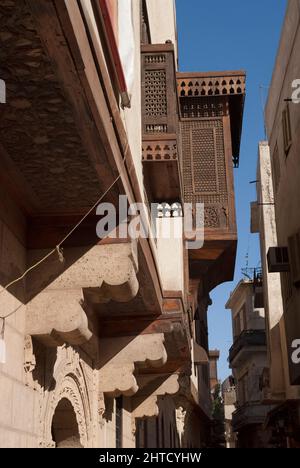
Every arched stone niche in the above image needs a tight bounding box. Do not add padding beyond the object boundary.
[40,347,94,448]
[52,398,83,448]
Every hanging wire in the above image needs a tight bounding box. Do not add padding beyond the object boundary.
[0,119,129,321]
[0,84,136,366]
[1,100,131,299]
[0,170,124,297]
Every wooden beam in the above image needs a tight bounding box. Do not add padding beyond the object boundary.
[98,314,182,338]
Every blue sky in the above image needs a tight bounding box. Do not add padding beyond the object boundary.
[176,0,287,381]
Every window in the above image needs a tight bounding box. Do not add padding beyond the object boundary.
[272,143,281,193]
[282,104,292,155]
[288,232,300,287]
[233,306,247,339]
[115,397,123,449]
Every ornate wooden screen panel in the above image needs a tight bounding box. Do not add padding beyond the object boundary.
[176,71,246,231]
[180,116,230,229]
[141,44,178,136]
[178,75,246,98]
[180,97,227,119]
[141,44,182,203]
[177,72,245,288]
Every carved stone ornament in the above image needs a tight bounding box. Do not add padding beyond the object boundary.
[24,335,36,374]
[98,334,168,397]
[26,242,139,347]
[27,242,139,303]
[175,398,194,446]
[132,374,180,419]
[175,406,187,441]
[40,347,93,448]
[26,289,92,347]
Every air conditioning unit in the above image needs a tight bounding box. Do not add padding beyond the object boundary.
[267,247,290,273]
[288,232,300,286]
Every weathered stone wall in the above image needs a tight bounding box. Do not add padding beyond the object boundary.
[0,192,136,447]
[265,0,300,386]
[0,194,39,447]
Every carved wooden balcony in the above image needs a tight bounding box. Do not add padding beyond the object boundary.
[178,71,246,168]
[141,44,182,204]
[177,71,246,291]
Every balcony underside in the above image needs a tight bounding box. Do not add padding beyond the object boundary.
[188,237,237,292]
[232,404,273,432]
[229,330,267,367]
[142,136,182,203]
[0,0,120,219]
[0,1,181,329]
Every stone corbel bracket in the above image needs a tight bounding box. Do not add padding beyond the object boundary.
[98,334,168,397]
[26,289,93,347]
[81,242,139,304]
[132,374,180,419]
[26,242,139,346]
[27,241,139,304]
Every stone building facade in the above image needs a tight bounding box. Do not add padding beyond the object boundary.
[249,0,300,446]
[226,280,273,448]
[0,0,245,448]
[222,376,237,449]
[209,350,220,393]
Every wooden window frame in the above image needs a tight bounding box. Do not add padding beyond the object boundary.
[272,142,281,194]
[282,103,292,156]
